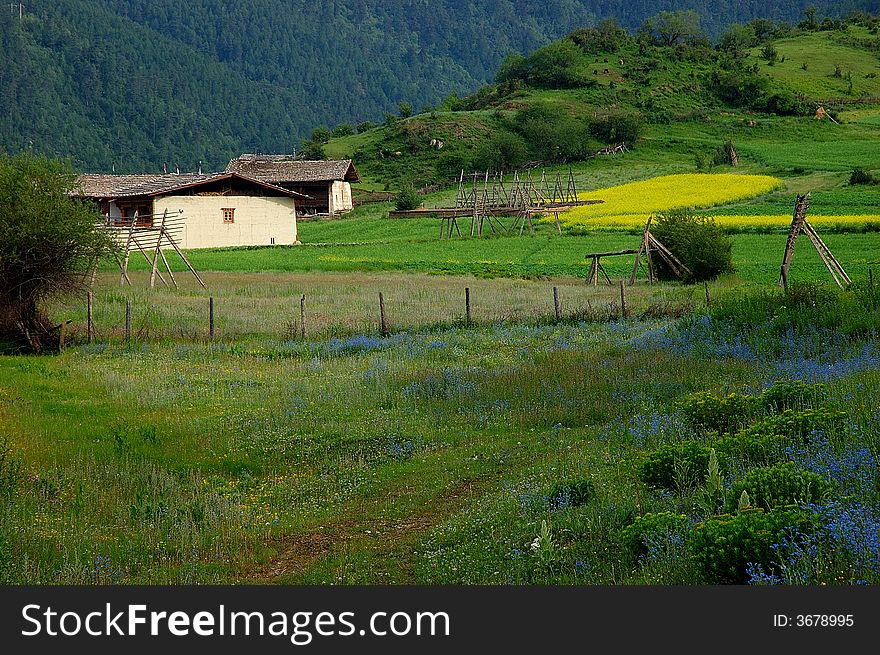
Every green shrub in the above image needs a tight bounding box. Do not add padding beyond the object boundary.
[849,167,877,185]
[690,507,816,583]
[714,432,790,467]
[726,463,832,512]
[651,210,733,283]
[394,186,423,211]
[738,408,847,442]
[682,391,757,434]
[511,103,594,163]
[331,123,354,138]
[588,113,642,146]
[639,441,727,490]
[711,139,737,166]
[620,512,690,558]
[547,478,596,509]
[758,380,828,414]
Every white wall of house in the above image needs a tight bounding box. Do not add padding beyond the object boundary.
[329,181,353,213]
[152,195,298,248]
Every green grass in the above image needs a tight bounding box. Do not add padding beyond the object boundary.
[746,29,880,99]
[742,139,880,171]
[3,282,878,585]
[105,224,880,285]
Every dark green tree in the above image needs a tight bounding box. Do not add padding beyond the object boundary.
[0,153,116,352]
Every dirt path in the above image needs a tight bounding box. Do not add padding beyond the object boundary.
[247,477,486,584]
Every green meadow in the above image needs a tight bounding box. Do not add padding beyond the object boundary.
[3,19,880,588]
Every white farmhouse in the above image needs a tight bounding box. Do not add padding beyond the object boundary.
[76,172,304,249]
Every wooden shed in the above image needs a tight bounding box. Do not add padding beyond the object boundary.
[225,155,361,215]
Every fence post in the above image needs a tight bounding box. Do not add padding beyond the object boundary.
[125,299,132,344]
[87,291,94,344]
[553,286,561,321]
[209,297,215,339]
[379,292,389,337]
[704,281,711,308]
[619,280,627,319]
[465,287,471,327]
[300,294,306,339]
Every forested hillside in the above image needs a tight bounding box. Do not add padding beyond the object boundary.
[1,0,877,171]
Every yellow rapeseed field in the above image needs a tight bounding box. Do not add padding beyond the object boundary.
[555,173,784,228]
[708,214,880,229]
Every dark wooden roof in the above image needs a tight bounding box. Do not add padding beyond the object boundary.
[76,172,307,199]
[225,155,361,183]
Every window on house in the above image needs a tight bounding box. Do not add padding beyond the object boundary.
[222,208,235,223]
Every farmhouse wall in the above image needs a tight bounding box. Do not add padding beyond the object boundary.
[329,181,353,213]
[153,195,298,249]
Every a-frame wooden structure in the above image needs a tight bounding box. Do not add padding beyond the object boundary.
[110,209,207,289]
[779,193,850,289]
[628,216,691,285]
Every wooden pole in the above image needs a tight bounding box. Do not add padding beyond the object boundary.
[780,265,789,293]
[209,297,215,339]
[300,294,306,339]
[125,299,132,344]
[120,211,138,286]
[87,291,94,344]
[704,282,711,307]
[619,280,627,319]
[465,287,471,327]
[379,292,388,337]
[553,286,561,321]
[149,210,168,289]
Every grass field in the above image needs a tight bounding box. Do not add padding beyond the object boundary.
[6,25,880,589]
[107,224,880,286]
[3,281,878,585]
[746,29,880,99]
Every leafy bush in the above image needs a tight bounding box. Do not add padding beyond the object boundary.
[511,104,594,163]
[850,168,877,185]
[711,139,737,166]
[620,512,690,558]
[496,39,588,89]
[682,391,757,434]
[709,68,771,107]
[726,463,832,511]
[299,139,326,160]
[569,19,628,54]
[758,380,828,414]
[310,126,332,144]
[639,441,728,490]
[588,113,642,146]
[651,210,734,283]
[471,129,529,171]
[331,123,354,138]
[394,187,423,211]
[547,478,596,509]
[738,408,847,442]
[690,507,817,583]
[356,121,377,133]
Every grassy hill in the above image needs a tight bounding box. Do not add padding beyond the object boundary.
[323,19,880,194]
